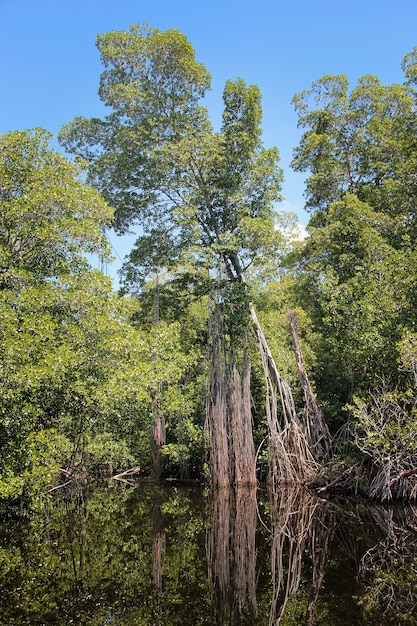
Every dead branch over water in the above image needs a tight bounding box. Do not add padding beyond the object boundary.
[288,310,332,463]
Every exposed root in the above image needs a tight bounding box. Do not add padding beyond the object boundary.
[251,304,318,485]
[207,305,256,486]
[288,310,332,462]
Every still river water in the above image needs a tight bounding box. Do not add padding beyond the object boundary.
[0,480,416,625]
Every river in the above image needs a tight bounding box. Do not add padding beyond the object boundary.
[0,480,416,625]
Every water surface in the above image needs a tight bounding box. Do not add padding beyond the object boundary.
[0,481,416,625]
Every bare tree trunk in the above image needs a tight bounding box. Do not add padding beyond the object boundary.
[207,306,231,487]
[249,303,298,426]
[227,351,257,486]
[152,390,166,483]
[151,274,166,483]
[288,310,332,462]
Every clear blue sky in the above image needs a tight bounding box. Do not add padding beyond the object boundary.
[1,0,417,278]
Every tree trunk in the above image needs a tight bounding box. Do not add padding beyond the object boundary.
[207,304,257,486]
[288,310,332,462]
[207,306,231,487]
[227,352,257,486]
[151,275,166,483]
[223,253,318,484]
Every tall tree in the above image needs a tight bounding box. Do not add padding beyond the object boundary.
[59,24,313,485]
[291,51,417,420]
[0,128,113,282]
[291,70,417,224]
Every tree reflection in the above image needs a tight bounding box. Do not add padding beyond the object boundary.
[359,504,417,625]
[152,501,165,625]
[207,487,257,624]
[268,487,336,625]
[2,481,417,625]
[0,483,210,625]
[62,479,88,586]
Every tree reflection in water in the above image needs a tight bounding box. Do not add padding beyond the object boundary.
[152,501,165,626]
[1,482,417,624]
[358,504,417,625]
[268,487,336,626]
[207,487,257,624]
[206,486,342,625]
[62,479,89,587]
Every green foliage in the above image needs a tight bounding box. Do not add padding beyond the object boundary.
[59,23,285,307]
[291,51,417,422]
[0,128,113,280]
[0,128,198,498]
[302,195,409,384]
[84,432,136,472]
[0,265,148,497]
[349,333,417,500]
[292,71,417,221]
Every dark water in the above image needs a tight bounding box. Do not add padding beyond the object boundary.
[0,481,416,625]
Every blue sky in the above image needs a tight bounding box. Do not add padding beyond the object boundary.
[1,0,417,280]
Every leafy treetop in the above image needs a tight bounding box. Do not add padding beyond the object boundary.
[59,24,285,294]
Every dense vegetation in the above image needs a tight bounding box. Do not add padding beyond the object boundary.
[1,25,417,501]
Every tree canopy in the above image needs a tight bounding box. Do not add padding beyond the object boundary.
[291,53,417,403]
[59,23,285,297]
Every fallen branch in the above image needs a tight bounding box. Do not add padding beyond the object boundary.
[47,467,83,493]
[389,466,417,485]
[58,468,73,478]
[113,466,142,481]
[47,477,75,493]
[317,464,360,494]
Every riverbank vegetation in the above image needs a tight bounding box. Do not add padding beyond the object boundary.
[1,25,417,502]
